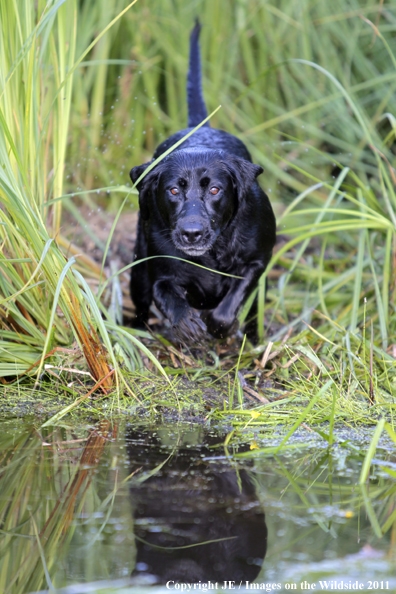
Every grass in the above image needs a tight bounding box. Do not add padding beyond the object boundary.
[1,0,396,455]
[0,0,145,392]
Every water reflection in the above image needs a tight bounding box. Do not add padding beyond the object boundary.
[0,418,395,593]
[0,419,116,594]
[127,427,267,584]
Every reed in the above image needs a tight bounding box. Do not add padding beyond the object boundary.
[0,0,142,389]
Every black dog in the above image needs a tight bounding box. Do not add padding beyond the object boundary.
[130,22,276,342]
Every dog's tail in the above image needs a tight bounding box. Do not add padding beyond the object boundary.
[187,20,209,128]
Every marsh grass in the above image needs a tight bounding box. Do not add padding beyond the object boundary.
[0,0,147,391]
[1,0,396,460]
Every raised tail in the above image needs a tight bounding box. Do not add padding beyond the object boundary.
[187,20,209,128]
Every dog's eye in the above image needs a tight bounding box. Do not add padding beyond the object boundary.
[210,187,219,195]
[170,188,179,195]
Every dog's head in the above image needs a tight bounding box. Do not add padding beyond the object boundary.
[130,149,263,257]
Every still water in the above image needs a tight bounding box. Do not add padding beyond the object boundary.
[0,418,395,594]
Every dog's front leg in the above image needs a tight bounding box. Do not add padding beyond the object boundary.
[153,279,207,343]
[131,217,152,329]
[204,263,265,339]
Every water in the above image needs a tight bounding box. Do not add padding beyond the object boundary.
[0,418,395,594]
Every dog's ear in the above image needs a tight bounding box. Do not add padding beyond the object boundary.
[222,156,263,200]
[130,162,152,188]
[130,161,161,221]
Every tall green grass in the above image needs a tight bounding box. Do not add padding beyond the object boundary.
[2,0,396,422]
[0,0,145,387]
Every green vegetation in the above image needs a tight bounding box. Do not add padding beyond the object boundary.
[0,0,164,397]
[1,0,396,454]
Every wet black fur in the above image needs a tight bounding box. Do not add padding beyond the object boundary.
[130,22,276,342]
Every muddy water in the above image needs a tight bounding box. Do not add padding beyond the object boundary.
[0,418,395,594]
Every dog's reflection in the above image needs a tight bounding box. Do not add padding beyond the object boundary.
[127,428,267,584]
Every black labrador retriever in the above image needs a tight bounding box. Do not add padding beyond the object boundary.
[130,22,276,342]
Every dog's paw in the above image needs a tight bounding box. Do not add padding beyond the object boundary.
[203,310,239,339]
[172,310,207,344]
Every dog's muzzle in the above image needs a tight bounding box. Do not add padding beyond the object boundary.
[180,219,204,245]
[173,215,214,256]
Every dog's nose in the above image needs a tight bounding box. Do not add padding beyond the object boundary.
[181,222,204,244]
